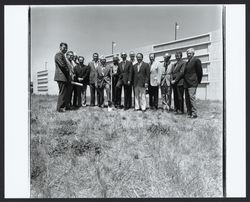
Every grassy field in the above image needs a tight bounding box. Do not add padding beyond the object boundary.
[30,94,223,198]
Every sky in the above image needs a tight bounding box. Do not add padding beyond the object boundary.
[31,5,222,80]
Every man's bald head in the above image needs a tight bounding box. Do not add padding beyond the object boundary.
[121,52,127,61]
[163,52,171,62]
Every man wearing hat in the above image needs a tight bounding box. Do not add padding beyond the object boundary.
[172,48,203,118]
[116,52,133,110]
[95,56,112,108]
[110,55,120,107]
[88,53,100,106]
[160,52,174,111]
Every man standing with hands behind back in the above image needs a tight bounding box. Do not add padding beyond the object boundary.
[54,42,70,112]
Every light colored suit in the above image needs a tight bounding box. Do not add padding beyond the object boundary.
[96,64,112,107]
[160,62,174,110]
[149,61,161,86]
[160,62,174,87]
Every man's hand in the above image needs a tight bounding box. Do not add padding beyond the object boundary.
[171,80,175,85]
[127,81,131,85]
[78,78,83,82]
[145,83,148,88]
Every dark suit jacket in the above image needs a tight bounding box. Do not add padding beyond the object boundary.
[73,64,89,84]
[88,61,100,84]
[96,64,111,88]
[172,59,186,86]
[175,57,203,88]
[117,60,133,85]
[54,52,69,82]
[132,61,150,88]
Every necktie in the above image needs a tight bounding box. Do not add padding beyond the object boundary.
[122,61,125,71]
[137,63,141,72]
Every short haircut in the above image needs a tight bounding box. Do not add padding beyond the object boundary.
[129,51,135,56]
[187,48,195,54]
[60,42,68,47]
[78,56,84,60]
[66,51,73,55]
[175,51,183,57]
[136,53,143,58]
[93,52,99,57]
[149,53,155,57]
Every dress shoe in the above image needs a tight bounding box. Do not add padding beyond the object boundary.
[191,114,198,119]
[57,108,66,112]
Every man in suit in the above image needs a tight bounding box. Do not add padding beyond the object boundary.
[148,53,161,110]
[110,55,120,107]
[160,53,174,112]
[95,56,112,108]
[73,56,89,107]
[54,42,70,112]
[172,51,186,114]
[129,51,136,107]
[65,50,75,109]
[88,53,100,106]
[132,53,150,112]
[172,48,203,118]
[115,52,133,110]
[73,52,79,66]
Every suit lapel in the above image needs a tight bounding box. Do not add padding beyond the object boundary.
[139,62,144,73]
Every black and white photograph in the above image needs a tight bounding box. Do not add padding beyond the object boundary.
[29,5,224,198]
[3,4,246,199]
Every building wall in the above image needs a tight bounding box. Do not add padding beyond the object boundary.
[34,30,223,100]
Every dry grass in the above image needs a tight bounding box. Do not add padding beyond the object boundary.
[30,94,223,198]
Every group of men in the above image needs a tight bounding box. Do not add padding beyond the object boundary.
[54,42,203,118]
